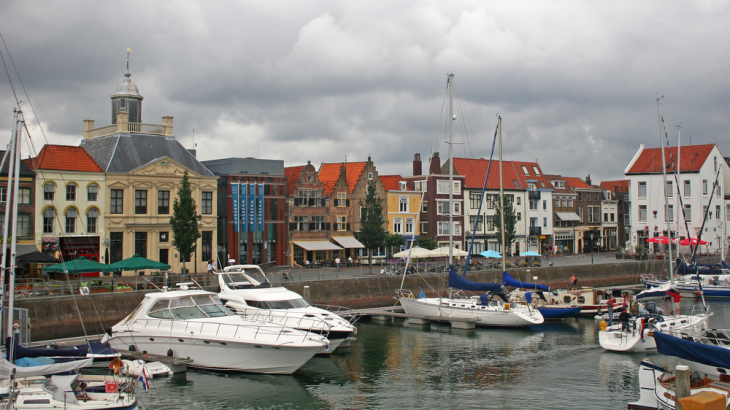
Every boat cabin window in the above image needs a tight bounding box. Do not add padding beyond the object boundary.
[23,399,51,404]
[247,298,310,309]
[577,296,585,304]
[563,296,571,304]
[148,294,234,319]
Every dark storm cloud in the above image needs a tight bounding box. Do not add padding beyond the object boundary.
[1,0,729,183]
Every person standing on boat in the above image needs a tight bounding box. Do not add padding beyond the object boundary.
[607,296,616,326]
[666,288,682,316]
[569,274,577,289]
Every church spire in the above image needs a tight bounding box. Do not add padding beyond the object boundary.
[111,48,143,125]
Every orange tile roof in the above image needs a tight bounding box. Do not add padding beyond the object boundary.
[284,165,305,197]
[451,158,524,190]
[626,144,715,174]
[380,175,405,191]
[26,145,103,172]
[563,176,594,190]
[599,180,629,192]
[318,162,367,196]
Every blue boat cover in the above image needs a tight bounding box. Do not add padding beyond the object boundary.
[503,272,549,291]
[15,357,55,367]
[74,342,117,357]
[654,331,730,369]
[449,266,502,292]
[8,338,87,360]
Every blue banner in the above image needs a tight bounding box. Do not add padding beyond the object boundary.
[240,183,247,233]
[231,183,239,232]
[249,184,256,232]
[257,184,264,232]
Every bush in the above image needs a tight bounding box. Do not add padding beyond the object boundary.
[634,245,644,253]
[614,245,623,253]
[519,261,529,267]
[533,262,541,267]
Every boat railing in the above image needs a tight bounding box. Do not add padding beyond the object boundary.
[132,319,318,343]
[236,309,336,335]
[311,304,363,325]
[640,274,662,283]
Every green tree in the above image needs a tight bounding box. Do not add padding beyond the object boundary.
[494,194,517,256]
[170,170,201,274]
[359,181,387,273]
[386,233,405,257]
[415,236,437,250]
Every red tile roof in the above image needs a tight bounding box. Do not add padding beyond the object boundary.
[26,145,103,172]
[626,144,715,174]
[451,158,526,190]
[380,175,405,191]
[599,180,629,193]
[543,174,575,194]
[284,165,305,197]
[563,176,594,190]
[318,162,366,196]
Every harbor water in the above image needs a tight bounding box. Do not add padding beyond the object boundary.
[138,299,730,410]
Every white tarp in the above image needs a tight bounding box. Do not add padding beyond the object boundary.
[331,237,365,249]
[292,241,342,251]
[556,212,581,221]
[393,246,432,258]
[0,355,92,380]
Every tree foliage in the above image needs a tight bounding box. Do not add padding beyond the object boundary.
[358,181,387,273]
[494,194,517,255]
[415,236,437,250]
[170,170,201,272]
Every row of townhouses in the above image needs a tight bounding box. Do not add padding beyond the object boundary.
[1,66,729,274]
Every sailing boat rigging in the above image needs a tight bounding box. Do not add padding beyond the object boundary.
[397,74,543,327]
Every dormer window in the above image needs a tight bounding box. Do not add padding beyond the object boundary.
[533,166,540,176]
[513,180,520,188]
[522,166,529,175]
[399,181,406,190]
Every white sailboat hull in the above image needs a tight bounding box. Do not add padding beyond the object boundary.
[599,314,709,353]
[399,297,544,327]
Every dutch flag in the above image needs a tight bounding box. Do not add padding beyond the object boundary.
[138,369,149,392]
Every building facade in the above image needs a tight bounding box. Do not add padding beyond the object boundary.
[1,150,36,254]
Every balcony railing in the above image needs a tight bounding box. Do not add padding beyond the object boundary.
[84,122,170,139]
[528,191,541,200]
[529,226,542,236]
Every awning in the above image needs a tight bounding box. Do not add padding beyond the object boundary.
[331,236,365,249]
[292,241,343,251]
[556,212,581,221]
[0,244,38,257]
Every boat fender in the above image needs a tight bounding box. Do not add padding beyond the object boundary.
[408,294,414,299]
[167,348,174,357]
[600,321,606,331]
[504,303,510,310]
[129,345,136,352]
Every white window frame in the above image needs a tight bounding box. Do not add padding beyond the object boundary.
[437,221,450,236]
[638,181,647,199]
[393,217,403,234]
[639,205,647,222]
[405,217,415,234]
[399,196,409,213]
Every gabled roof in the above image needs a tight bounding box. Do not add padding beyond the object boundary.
[284,166,306,197]
[544,174,575,194]
[599,180,629,193]
[0,150,33,176]
[450,158,524,190]
[380,175,405,191]
[626,144,716,174]
[318,162,366,196]
[80,134,213,176]
[563,176,595,190]
[25,145,103,172]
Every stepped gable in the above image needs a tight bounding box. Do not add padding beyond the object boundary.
[284,165,306,197]
[626,144,715,174]
[599,180,629,192]
[450,158,523,190]
[380,175,405,191]
[25,145,103,172]
[80,134,213,176]
[318,162,366,196]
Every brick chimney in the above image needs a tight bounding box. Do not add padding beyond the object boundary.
[429,152,441,175]
[413,153,422,176]
[585,174,592,186]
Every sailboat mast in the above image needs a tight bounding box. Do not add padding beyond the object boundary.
[657,99,674,284]
[447,74,454,266]
[5,112,23,340]
[676,126,681,249]
[498,116,506,270]
[0,110,19,341]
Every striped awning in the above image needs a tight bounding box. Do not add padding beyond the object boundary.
[331,236,365,249]
[556,212,581,221]
[292,241,342,251]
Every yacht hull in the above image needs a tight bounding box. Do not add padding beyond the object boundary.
[399,297,543,327]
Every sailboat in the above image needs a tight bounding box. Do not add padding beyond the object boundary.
[397,74,544,327]
[599,99,710,353]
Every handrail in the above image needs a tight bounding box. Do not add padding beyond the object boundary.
[133,318,316,343]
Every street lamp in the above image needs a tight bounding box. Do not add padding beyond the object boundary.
[589,233,594,264]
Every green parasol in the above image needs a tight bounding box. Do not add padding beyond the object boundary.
[108,254,171,272]
[43,256,116,274]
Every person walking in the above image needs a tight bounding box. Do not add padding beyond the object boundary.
[335,257,341,272]
[207,260,216,275]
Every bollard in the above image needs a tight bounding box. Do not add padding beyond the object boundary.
[303,286,311,303]
[675,365,690,410]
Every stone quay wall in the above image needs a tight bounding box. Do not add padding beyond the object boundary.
[18,261,664,341]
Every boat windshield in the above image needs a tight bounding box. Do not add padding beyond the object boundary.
[247,298,310,309]
[223,273,253,286]
[148,294,234,319]
[223,267,268,285]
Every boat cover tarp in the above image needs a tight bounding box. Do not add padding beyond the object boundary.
[15,356,55,367]
[676,259,728,275]
[75,342,117,357]
[9,338,87,360]
[524,292,548,303]
[449,266,501,292]
[503,272,550,291]
[537,306,583,319]
[654,331,730,369]
[0,354,92,380]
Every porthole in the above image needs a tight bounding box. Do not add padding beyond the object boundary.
[178,339,184,343]
[204,340,211,344]
[149,338,154,341]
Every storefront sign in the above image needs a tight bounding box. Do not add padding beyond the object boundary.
[231,183,239,232]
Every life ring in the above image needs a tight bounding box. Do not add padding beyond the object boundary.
[408,294,415,299]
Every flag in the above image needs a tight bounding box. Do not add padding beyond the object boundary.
[127,48,132,52]
[138,369,149,392]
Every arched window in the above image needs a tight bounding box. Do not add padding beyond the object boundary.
[66,183,77,201]
[87,208,99,233]
[44,183,56,201]
[87,183,99,201]
[65,208,77,233]
[43,207,56,233]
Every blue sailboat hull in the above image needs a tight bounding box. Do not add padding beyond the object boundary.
[536,306,582,319]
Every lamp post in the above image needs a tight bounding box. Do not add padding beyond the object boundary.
[589,233,594,264]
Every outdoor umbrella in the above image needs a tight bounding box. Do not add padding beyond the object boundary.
[521,251,542,257]
[43,257,115,274]
[108,254,171,272]
[646,236,675,244]
[678,238,708,246]
[480,250,502,258]
[428,247,469,257]
[15,251,61,265]
[393,246,432,259]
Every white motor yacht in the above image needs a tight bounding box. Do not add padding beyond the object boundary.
[216,265,356,353]
[102,285,329,374]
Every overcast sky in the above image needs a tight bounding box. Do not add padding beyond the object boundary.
[1,1,729,184]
